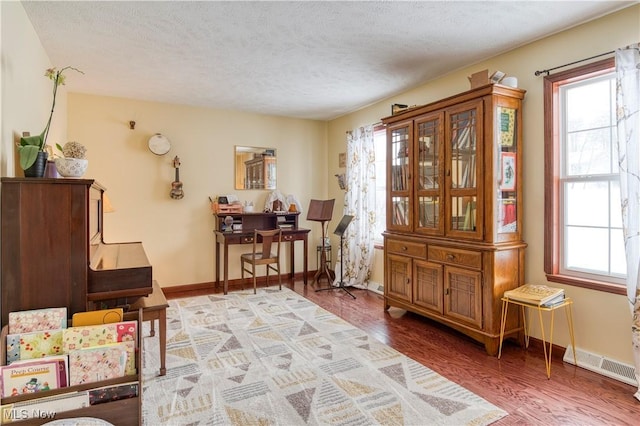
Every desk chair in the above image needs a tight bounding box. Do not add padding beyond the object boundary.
[241,229,282,294]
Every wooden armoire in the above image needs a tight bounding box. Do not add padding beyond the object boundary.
[382,83,526,355]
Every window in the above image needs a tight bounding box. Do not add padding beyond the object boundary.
[544,58,626,294]
[373,126,387,243]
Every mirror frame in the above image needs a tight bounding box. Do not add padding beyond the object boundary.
[235,146,277,190]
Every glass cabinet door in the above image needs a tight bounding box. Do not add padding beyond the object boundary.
[446,102,481,238]
[415,113,443,234]
[497,106,518,234]
[388,122,412,230]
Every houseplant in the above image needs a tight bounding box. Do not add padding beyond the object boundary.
[18,66,83,177]
[55,141,88,177]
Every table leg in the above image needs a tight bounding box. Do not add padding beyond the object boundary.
[537,308,552,379]
[290,239,295,280]
[159,309,167,376]
[303,235,308,285]
[565,302,577,365]
[498,299,508,359]
[223,242,229,295]
[215,241,220,290]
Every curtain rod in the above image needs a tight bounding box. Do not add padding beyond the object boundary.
[345,122,383,134]
[534,50,615,76]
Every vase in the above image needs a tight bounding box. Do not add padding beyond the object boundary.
[45,160,60,178]
[55,158,88,178]
[24,151,48,178]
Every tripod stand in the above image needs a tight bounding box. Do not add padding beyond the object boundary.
[307,199,336,285]
[312,220,335,284]
[316,215,355,299]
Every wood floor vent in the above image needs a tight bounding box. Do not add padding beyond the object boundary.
[564,346,638,386]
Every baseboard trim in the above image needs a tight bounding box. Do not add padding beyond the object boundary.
[160,271,317,297]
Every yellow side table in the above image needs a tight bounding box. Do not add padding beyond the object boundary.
[498,296,576,379]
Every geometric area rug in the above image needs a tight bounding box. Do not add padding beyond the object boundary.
[141,287,508,425]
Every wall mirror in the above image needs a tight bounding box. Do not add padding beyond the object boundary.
[235,146,277,190]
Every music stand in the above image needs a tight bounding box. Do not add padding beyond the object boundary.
[307,199,335,284]
[316,214,355,299]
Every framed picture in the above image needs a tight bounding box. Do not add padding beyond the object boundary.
[338,152,346,168]
[498,107,515,147]
[500,152,516,191]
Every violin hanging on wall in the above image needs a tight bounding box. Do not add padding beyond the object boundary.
[170,156,184,200]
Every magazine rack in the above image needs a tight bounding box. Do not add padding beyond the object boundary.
[307,199,335,285]
[0,310,142,425]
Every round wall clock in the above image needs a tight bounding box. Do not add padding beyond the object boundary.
[148,133,171,155]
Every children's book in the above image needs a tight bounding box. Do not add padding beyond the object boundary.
[0,390,89,423]
[88,381,138,405]
[6,329,64,363]
[0,357,67,398]
[62,320,137,353]
[8,307,67,334]
[67,343,128,386]
[71,308,124,326]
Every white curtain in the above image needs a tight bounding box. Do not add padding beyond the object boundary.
[615,43,640,401]
[334,125,376,289]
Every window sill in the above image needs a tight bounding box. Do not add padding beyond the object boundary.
[546,273,626,296]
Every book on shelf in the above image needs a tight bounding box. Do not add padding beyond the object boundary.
[503,284,565,306]
[6,329,64,363]
[68,343,129,386]
[72,308,123,327]
[1,390,90,423]
[62,320,138,352]
[0,357,68,397]
[88,381,139,405]
[8,307,67,335]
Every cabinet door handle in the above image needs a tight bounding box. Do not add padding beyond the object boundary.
[445,288,450,295]
[446,254,456,261]
[402,246,408,251]
[406,278,410,285]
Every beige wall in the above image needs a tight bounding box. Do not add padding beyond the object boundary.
[3,1,639,366]
[67,94,328,287]
[1,2,68,177]
[328,5,640,365]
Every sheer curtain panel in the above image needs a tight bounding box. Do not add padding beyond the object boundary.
[335,125,376,289]
[615,42,640,401]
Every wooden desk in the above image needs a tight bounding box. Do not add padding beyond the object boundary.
[129,280,169,376]
[215,228,309,294]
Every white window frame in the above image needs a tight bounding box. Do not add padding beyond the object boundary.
[544,57,626,295]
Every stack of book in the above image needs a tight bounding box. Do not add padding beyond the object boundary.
[503,284,565,307]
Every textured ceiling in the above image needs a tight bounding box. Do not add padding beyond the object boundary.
[22,1,635,120]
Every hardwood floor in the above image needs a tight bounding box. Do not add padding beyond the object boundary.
[166,279,639,425]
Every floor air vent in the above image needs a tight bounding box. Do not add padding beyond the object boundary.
[564,346,638,386]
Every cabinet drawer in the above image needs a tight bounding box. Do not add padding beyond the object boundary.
[428,246,481,269]
[387,239,427,258]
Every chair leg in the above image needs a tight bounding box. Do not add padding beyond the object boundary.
[241,259,245,291]
[277,261,282,290]
[266,264,270,290]
[253,263,257,294]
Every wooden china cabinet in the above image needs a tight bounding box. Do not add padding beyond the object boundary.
[382,83,526,355]
[244,155,276,189]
